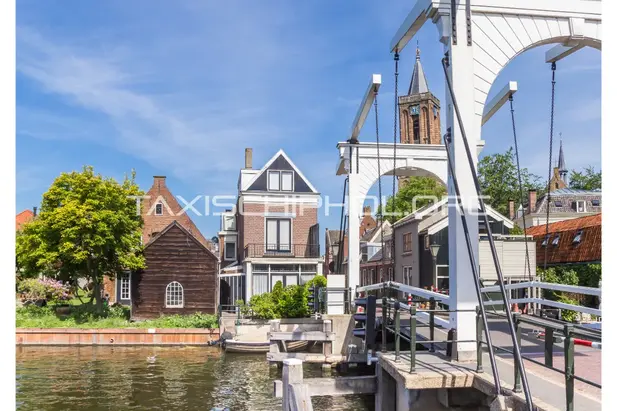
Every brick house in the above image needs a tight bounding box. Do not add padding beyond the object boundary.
[218,148,323,306]
[359,222,393,286]
[526,213,601,266]
[324,206,376,275]
[104,176,218,316]
[513,188,601,228]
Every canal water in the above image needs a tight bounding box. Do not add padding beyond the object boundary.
[16,346,373,411]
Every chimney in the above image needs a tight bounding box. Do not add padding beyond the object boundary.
[153,176,166,189]
[508,200,515,220]
[363,205,372,216]
[33,206,38,217]
[528,190,537,213]
[245,148,253,169]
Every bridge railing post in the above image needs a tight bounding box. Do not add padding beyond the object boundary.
[513,312,522,393]
[282,358,303,411]
[544,327,554,367]
[410,305,417,373]
[476,306,483,373]
[429,297,436,353]
[394,302,400,361]
[381,296,387,353]
[564,324,575,411]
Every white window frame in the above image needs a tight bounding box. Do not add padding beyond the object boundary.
[576,200,586,213]
[224,240,237,261]
[403,266,412,285]
[165,281,184,308]
[281,171,294,192]
[120,272,131,301]
[155,203,163,216]
[267,170,281,191]
[265,218,292,252]
[435,265,449,292]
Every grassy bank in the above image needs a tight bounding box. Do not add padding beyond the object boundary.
[16,305,218,329]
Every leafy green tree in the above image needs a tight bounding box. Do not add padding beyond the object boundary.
[569,166,601,190]
[509,224,524,235]
[478,148,545,216]
[16,166,145,314]
[378,176,447,224]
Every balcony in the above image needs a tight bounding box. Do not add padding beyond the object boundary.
[244,243,320,259]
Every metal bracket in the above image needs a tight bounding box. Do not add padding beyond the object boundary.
[451,0,457,45]
[466,0,472,46]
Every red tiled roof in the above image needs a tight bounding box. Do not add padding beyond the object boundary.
[526,213,601,265]
[526,214,601,237]
[16,210,34,231]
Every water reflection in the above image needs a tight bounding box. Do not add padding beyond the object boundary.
[16,346,372,411]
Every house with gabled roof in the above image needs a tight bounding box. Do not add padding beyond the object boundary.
[392,199,536,293]
[218,148,323,306]
[131,220,219,319]
[103,176,218,315]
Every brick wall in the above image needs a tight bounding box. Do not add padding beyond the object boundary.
[398,94,441,145]
[240,202,318,257]
[142,176,212,249]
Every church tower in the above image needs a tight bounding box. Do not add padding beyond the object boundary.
[399,46,441,145]
[549,137,568,191]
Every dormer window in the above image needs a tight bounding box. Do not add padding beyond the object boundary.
[155,203,163,215]
[541,234,550,247]
[576,200,586,213]
[552,234,560,246]
[554,200,563,207]
[267,170,294,191]
[573,230,583,244]
[592,199,600,207]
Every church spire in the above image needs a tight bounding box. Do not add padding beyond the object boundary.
[557,134,567,184]
[408,44,430,95]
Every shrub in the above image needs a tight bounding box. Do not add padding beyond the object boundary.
[305,275,327,289]
[278,285,309,318]
[557,295,579,323]
[18,278,71,305]
[249,293,278,320]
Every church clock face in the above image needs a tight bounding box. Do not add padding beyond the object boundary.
[410,105,419,115]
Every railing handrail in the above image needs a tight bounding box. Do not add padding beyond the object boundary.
[481,281,601,297]
[356,281,450,303]
[243,243,321,258]
[483,297,602,317]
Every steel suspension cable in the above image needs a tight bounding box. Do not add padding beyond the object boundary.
[441,56,533,410]
[544,62,557,270]
[509,96,532,281]
[390,51,400,282]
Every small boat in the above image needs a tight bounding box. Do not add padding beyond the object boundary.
[223,340,310,354]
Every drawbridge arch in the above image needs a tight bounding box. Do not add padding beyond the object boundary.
[340,0,601,361]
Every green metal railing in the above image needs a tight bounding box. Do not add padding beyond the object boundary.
[476,311,601,411]
[357,284,601,411]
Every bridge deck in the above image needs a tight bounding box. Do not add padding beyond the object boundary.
[389,314,601,411]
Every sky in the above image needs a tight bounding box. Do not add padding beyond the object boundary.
[16,0,601,249]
